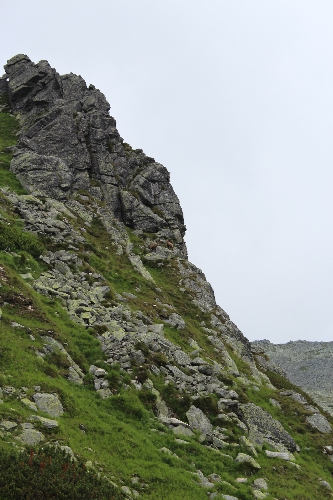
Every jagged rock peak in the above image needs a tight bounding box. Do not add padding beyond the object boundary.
[1,54,187,254]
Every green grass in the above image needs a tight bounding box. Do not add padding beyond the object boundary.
[2,204,333,498]
[0,246,253,499]
[0,112,26,193]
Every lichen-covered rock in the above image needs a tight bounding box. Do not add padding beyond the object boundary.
[253,478,268,490]
[21,398,38,411]
[32,392,64,417]
[319,480,332,490]
[128,254,155,283]
[165,313,186,329]
[306,414,332,433]
[186,405,213,435]
[4,54,186,251]
[253,492,269,499]
[172,426,194,437]
[265,450,295,461]
[0,420,17,431]
[235,453,261,469]
[238,403,297,452]
[29,415,58,428]
[194,469,214,488]
[239,435,257,456]
[16,428,45,445]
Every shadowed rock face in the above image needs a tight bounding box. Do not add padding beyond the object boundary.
[2,54,186,251]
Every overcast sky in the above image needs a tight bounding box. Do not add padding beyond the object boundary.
[2,1,333,344]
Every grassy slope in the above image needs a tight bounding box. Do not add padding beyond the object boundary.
[0,110,333,499]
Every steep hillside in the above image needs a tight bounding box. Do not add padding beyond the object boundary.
[1,54,333,500]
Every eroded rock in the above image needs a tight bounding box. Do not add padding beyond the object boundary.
[238,403,297,452]
[32,392,64,417]
[186,405,213,435]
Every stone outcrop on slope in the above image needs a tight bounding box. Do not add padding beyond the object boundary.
[237,403,297,452]
[252,339,333,416]
[1,54,186,252]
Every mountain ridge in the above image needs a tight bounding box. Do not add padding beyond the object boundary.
[252,339,333,417]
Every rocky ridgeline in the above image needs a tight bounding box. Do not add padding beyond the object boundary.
[2,55,333,498]
[1,54,186,253]
[252,339,333,416]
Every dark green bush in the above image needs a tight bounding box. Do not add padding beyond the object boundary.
[105,370,122,392]
[195,395,219,418]
[138,389,157,411]
[159,383,191,421]
[109,394,147,421]
[132,365,149,384]
[0,446,123,499]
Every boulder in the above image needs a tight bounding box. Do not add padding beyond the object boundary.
[165,313,186,330]
[0,420,17,431]
[194,470,214,488]
[32,392,64,417]
[306,414,332,433]
[16,428,45,445]
[253,478,268,490]
[173,350,191,366]
[29,415,58,429]
[238,403,297,452]
[235,453,261,469]
[265,450,294,461]
[186,405,213,435]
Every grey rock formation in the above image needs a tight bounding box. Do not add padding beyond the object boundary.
[16,428,45,445]
[3,54,186,252]
[252,339,333,415]
[234,453,261,469]
[32,392,64,417]
[186,405,213,435]
[237,403,297,452]
[306,414,332,433]
[1,54,258,366]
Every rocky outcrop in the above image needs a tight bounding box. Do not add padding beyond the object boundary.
[2,54,186,252]
[237,402,297,452]
[32,393,64,417]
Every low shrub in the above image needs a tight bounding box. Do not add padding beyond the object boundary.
[0,446,123,499]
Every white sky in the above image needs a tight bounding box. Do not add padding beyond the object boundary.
[2,1,333,344]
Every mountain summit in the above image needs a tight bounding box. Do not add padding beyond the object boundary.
[2,54,186,250]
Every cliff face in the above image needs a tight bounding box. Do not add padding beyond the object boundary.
[1,55,333,499]
[2,54,186,251]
